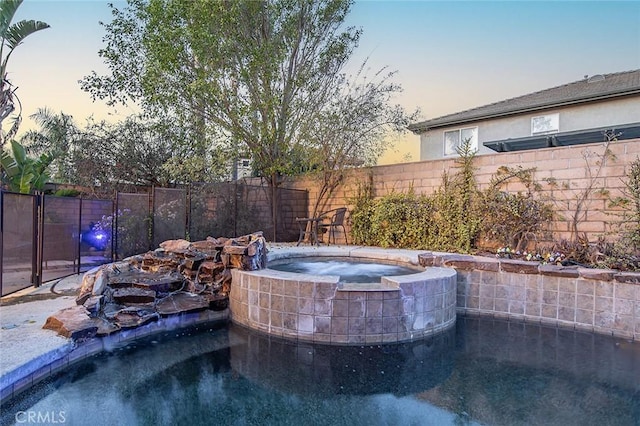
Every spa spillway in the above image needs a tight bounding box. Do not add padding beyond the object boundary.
[230,247,457,345]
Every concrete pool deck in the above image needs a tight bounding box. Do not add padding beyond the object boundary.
[0,271,230,404]
[0,274,81,402]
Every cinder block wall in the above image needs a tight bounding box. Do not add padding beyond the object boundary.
[283,138,640,245]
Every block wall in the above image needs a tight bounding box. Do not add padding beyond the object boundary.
[283,138,640,245]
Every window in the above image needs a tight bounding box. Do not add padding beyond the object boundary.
[531,113,559,135]
[444,127,478,156]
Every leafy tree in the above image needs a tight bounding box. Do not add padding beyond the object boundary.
[21,107,78,182]
[69,116,195,190]
[21,108,231,193]
[1,138,51,193]
[0,0,49,142]
[81,0,370,240]
[305,64,418,219]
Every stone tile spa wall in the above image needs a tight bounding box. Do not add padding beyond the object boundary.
[229,250,457,345]
[419,252,640,341]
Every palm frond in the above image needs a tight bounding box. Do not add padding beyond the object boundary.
[0,0,23,37]
[4,19,50,49]
[9,137,26,163]
[0,143,18,176]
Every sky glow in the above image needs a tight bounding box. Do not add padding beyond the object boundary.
[9,0,640,164]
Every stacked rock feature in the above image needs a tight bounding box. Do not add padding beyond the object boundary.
[43,232,267,340]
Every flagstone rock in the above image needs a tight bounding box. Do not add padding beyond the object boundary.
[43,306,98,340]
[109,270,184,293]
[113,287,156,304]
[92,270,108,296]
[184,253,206,270]
[114,308,159,329]
[156,292,210,316]
[103,303,126,320]
[44,232,268,340]
[159,239,191,252]
[76,273,96,305]
[95,317,121,336]
[204,293,229,311]
[83,295,103,317]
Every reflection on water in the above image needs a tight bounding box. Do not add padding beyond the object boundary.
[269,259,420,283]
[2,317,639,426]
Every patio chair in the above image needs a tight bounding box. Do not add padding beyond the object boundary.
[317,207,348,245]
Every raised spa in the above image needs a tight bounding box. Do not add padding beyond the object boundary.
[230,248,457,344]
[268,257,422,283]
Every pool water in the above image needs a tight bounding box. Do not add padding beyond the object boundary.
[1,317,639,426]
[268,258,421,283]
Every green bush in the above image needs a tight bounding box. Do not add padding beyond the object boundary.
[54,188,81,197]
[480,166,553,252]
[348,178,376,246]
[599,156,640,270]
[348,141,482,252]
[348,141,552,254]
[368,190,434,248]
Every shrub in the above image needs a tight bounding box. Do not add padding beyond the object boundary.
[54,188,81,197]
[426,140,482,253]
[481,166,553,252]
[348,177,376,246]
[599,156,640,271]
[368,190,434,249]
[348,140,482,252]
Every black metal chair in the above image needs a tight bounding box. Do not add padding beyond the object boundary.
[317,207,348,245]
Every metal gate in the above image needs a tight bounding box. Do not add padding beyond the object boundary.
[1,192,37,296]
[1,192,114,297]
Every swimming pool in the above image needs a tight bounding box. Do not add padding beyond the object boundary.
[2,316,638,426]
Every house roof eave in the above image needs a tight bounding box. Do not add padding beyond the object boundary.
[408,88,640,134]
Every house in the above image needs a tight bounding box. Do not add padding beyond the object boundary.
[408,70,640,160]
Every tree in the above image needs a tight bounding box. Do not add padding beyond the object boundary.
[82,0,364,240]
[21,107,78,182]
[305,64,418,219]
[0,0,49,142]
[1,138,51,193]
[20,106,231,193]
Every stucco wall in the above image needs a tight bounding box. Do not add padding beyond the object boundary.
[419,97,640,161]
[283,138,640,245]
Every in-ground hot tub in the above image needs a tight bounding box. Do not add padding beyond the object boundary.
[230,246,457,345]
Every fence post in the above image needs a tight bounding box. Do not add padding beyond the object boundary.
[34,192,44,288]
[234,181,239,237]
[114,190,119,261]
[186,184,191,241]
[149,187,154,251]
[0,191,3,295]
[77,197,82,275]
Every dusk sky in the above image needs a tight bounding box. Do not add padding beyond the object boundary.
[9,0,640,164]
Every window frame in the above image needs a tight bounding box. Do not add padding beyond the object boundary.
[443,126,478,156]
[531,113,560,135]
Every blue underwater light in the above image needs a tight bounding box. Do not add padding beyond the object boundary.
[82,224,110,250]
